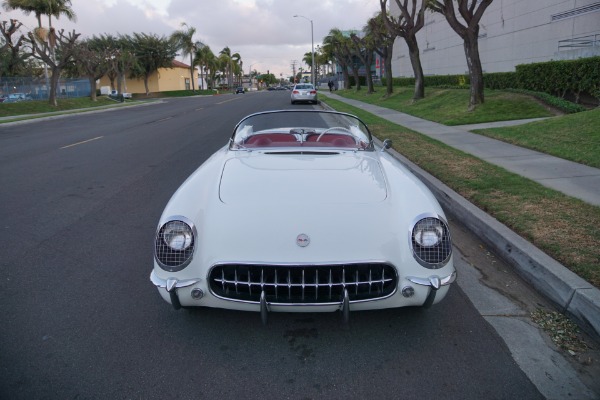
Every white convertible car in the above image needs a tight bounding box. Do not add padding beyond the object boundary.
[151,110,455,322]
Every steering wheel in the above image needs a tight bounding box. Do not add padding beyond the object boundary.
[316,126,353,142]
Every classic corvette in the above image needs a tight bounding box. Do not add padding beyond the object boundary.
[151,110,455,322]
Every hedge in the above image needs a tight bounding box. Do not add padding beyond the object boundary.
[387,56,599,107]
[516,57,600,103]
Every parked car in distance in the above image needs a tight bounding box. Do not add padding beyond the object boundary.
[109,89,132,99]
[291,84,317,104]
[3,93,29,103]
[235,87,245,94]
[150,110,456,324]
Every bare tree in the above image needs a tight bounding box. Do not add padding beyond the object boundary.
[380,0,427,101]
[0,18,25,76]
[428,0,493,110]
[26,28,79,106]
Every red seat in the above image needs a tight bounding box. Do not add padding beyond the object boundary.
[305,134,356,147]
[244,133,298,147]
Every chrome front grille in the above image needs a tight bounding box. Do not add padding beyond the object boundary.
[209,263,397,305]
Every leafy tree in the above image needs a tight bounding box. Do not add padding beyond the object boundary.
[70,38,112,101]
[258,72,276,86]
[380,0,427,101]
[428,0,493,110]
[129,32,177,95]
[87,34,135,93]
[26,28,79,105]
[171,22,204,92]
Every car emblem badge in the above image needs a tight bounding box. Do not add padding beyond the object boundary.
[296,234,310,247]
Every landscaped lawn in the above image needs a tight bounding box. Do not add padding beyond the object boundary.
[473,108,600,168]
[335,87,556,125]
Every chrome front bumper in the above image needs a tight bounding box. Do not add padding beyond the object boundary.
[406,271,457,308]
[150,271,200,310]
[151,269,457,323]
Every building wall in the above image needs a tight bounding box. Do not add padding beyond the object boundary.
[97,66,192,94]
[157,67,192,91]
[390,0,600,77]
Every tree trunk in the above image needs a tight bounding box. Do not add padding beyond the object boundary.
[117,72,124,94]
[190,54,195,92]
[339,61,350,90]
[384,44,394,97]
[406,35,424,101]
[351,63,361,91]
[48,67,60,106]
[464,33,484,110]
[200,64,205,90]
[144,75,150,95]
[365,54,375,94]
[89,77,97,101]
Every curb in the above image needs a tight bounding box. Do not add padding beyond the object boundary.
[379,138,600,340]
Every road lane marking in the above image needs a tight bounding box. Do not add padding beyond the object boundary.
[60,136,104,149]
[216,97,242,105]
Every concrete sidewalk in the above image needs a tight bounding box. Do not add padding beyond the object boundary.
[320,91,600,339]
[321,92,600,207]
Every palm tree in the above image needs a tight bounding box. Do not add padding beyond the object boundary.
[195,44,215,90]
[365,12,395,97]
[171,23,203,92]
[323,28,354,90]
[2,0,76,34]
[219,47,241,90]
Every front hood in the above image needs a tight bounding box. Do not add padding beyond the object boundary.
[219,153,387,205]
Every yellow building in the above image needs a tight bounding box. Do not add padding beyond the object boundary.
[98,60,195,94]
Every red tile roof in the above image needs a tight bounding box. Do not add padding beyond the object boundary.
[172,60,191,68]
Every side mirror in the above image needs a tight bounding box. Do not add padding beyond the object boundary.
[381,139,392,152]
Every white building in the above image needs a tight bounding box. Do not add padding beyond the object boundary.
[390,0,600,77]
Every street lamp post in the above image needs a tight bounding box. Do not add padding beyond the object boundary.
[294,15,315,87]
[248,63,260,90]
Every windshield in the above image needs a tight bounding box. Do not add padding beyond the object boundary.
[230,110,373,151]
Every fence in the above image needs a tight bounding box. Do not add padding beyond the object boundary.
[0,77,91,100]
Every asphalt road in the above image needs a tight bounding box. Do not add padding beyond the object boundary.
[0,91,556,399]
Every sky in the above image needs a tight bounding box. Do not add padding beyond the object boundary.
[2,0,382,78]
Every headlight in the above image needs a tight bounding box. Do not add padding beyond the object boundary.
[163,224,193,251]
[410,215,452,269]
[154,217,196,272]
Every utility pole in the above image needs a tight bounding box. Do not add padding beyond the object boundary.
[291,60,298,83]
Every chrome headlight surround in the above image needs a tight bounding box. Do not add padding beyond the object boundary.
[154,216,197,272]
[409,213,452,269]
